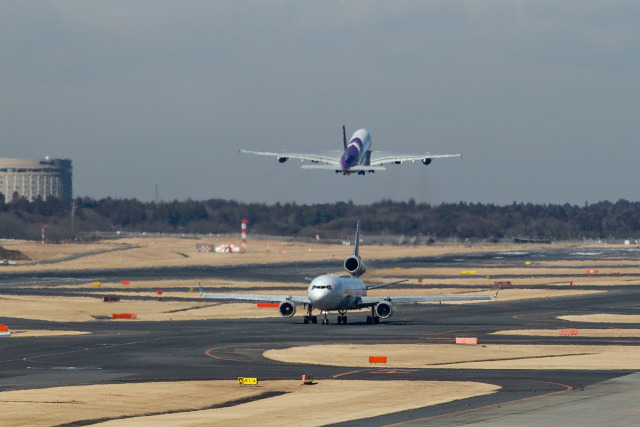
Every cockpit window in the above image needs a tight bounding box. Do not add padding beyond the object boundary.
[312,285,333,290]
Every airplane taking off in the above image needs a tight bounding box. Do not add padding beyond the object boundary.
[199,221,498,325]
[239,126,461,175]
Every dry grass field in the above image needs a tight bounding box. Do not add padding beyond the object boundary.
[0,379,499,427]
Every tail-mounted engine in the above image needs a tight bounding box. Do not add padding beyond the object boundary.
[278,301,296,317]
[344,255,366,277]
[374,301,394,319]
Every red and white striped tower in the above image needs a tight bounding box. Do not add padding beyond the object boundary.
[241,219,249,248]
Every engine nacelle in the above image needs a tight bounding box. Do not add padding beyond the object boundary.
[375,301,394,319]
[278,157,289,163]
[278,301,296,317]
[422,158,432,166]
[344,255,366,277]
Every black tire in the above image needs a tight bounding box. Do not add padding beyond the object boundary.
[312,316,317,324]
[343,316,347,324]
[366,316,372,324]
[374,316,380,324]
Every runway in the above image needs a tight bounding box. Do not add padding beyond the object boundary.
[1,246,639,425]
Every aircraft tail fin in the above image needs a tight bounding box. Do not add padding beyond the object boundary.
[343,125,347,150]
[342,125,348,161]
[353,219,361,257]
[344,219,367,276]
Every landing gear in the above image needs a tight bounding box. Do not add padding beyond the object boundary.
[367,307,380,324]
[303,315,318,324]
[366,316,380,324]
[303,304,317,324]
[337,311,348,325]
[321,312,329,325]
[303,306,349,325]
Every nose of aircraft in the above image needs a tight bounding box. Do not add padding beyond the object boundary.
[308,275,341,309]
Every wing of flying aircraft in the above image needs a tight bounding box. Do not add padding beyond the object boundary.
[370,151,462,166]
[238,149,342,165]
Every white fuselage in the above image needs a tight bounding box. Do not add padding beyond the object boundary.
[340,129,372,170]
[307,274,367,311]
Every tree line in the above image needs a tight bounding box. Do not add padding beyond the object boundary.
[1,192,640,242]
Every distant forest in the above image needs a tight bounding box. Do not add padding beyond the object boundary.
[1,193,640,243]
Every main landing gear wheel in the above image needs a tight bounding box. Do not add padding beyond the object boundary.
[337,315,348,324]
[303,305,317,324]
[367,306,381,324]
[303,315,318,324]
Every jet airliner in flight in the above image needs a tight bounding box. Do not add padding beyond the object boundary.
[199,221,498,325]
[239,126,461,175]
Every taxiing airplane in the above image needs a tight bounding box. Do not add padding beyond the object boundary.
[239,126,461,175]
[199,221,498,325]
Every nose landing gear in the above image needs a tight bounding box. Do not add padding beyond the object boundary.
[321,311,329,325]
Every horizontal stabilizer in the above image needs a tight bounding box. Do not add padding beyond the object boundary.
[301,165,386,171]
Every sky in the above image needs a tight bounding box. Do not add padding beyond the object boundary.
[2,1,639,206]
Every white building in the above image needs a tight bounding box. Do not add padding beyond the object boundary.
[0,158,72,204]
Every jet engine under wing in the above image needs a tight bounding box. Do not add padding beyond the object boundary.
[199,284,310,304]
[370,151,462,165]
[239,149,342,165]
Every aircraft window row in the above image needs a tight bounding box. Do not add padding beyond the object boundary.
[312,285,332,290]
